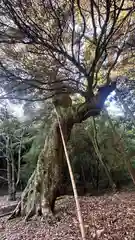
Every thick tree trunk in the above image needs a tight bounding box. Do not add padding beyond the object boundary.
[10,82,116,220]
[10,117,73,220]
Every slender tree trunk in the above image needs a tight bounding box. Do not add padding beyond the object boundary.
[96,160,100,190]
[11,156,16,201]
[7,156,16,201]
[6,137,13,201]
[7,158,13,201]
[6,137,16,201]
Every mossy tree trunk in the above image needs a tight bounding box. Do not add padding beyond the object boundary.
[10,82,116,220]
[10,116,74,220]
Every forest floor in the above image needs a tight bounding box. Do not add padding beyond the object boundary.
[0,189,135,240]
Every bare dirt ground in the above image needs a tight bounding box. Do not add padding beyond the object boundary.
[0,190,135,240]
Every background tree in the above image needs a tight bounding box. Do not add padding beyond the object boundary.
[0,105,23,200]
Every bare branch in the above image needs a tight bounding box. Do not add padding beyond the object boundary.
[0,176,8,181]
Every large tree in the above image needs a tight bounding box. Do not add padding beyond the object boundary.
[0,0,134,219]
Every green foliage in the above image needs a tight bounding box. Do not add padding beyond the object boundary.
[20,118,53,185]
[68,113,135,189]
[21,127,45,184]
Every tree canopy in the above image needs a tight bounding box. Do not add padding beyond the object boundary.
[0,0,134,102]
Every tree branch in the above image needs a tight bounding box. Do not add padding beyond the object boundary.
[74,81,116,123]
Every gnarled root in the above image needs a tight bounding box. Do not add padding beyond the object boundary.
[8,202,21,220]
[8,169,59,221]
